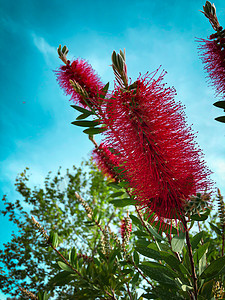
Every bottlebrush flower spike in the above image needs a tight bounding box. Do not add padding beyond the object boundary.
[92,142,126,181]
[55,58,104,108]
[198,34,225,98]
[199,1,225,99]
[121,216,132,248]
[101,68,212,221]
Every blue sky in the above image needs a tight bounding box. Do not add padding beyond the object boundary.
[0,0,225,296]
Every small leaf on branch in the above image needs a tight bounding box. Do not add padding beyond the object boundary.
[71,120,100,127]
[83,127,107,134]
[70,105,93,114]
[213,101,225,110]
[109,198,135,207]
[200,256,225,280]
[57,261,74,272]
[215,116,225,123]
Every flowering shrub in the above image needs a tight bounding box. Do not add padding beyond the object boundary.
[2,1,225,300]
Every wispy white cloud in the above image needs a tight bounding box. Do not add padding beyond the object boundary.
[32,33,57,66]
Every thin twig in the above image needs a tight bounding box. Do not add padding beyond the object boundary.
[182,217,198,299]
[126,283,133,300]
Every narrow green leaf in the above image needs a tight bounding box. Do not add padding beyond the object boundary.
[190,214,208,221]
[76,111,93,120]
[209,222,222,235]
[129,214,143,227]
[199,251,207,276]
[100,82,109,99]
[131,272,139,285]
[57,261,73,272]
[109,191,124,198]
[71,105,93,114]
[136,247,161,260]
[215,116,225,123]
[83,127,107,134]
[71,120,100,127]
[133,250,139,265]
[213,101,225,109]
[171,231,185,253]
[48,231,58,248]
[191,231,204,250]
[200,256,225,280]
[148,224,165,242]
[138,264,177,287]
[109,198,135,207]
[69,247,77,265]
[107,182,121,190]
[200,280,214,298]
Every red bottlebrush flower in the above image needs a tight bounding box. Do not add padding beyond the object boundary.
[92,143,126,180]
[55,59,104,107]
[198,37,225,98]
[100,69,212,221]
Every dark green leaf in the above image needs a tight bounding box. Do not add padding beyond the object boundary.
[133,250,139,265]
[190,213,208,221]
[209,222,222,235]
[191,231,204,250]
[109,198,135,207]
[83,127,107,134]
[213,101,225,109]
[131,272,139,285]
[142,293,158,299]
[76,111,93,120]
[138,264,178,287]
[129,214,143,228]
[135,247,161,260]
[109,191,124,198]
[100,82,109,99]
[200,256,225,280]
[148,225,165,242]
[71,120,100,127]
[215,116,225,123]
[71,105,93,114]
[200,280,214,298]
[57,261,74,272]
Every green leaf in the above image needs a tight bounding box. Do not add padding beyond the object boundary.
[107,182,121,190]
[76,111,93,120]
[131,272,139,286]
[159,251,189,276]
[109,198,135,207]
[147,224,165,242]
[213,101,225,109]
[48,231,58,248]
[199,251,207,276]
[71,105,93,114]
[200,256,225,280]
[57,261,74,272]
[100,82,109,99]
[215,116,225,123]
[142,294,158,299]
[191,231,204,250]
[69,247,77,266]
[138,264,178,287]
[109,191,124,198]
[133,250,139,265]
[190,213,208,221]
[209,222,222,235]
[135,247,161,260]
[129,214,143,228]
[171,230,185,253]
[71,120,100,127]
[83,127,107,134]
[200,280,214,298]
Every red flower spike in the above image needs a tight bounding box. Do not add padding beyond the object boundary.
[100,69,212,221]
[198,38,225,98]
[55,59,104,107]
[92,143,125,180]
